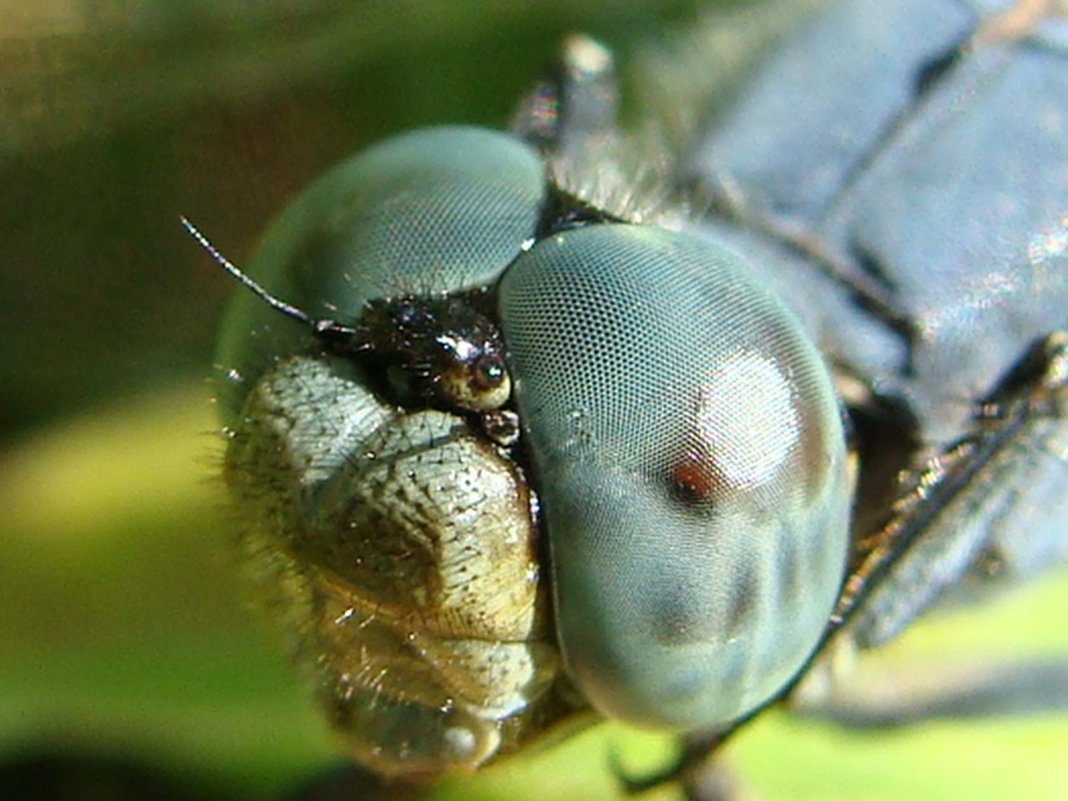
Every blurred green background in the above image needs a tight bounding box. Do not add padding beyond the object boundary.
[1,1,1065,799]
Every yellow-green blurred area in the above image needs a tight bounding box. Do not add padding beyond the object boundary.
[1,1,1065,800]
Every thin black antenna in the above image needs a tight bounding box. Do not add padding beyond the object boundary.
[181,216,358,337]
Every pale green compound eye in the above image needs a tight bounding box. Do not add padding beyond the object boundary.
[216,125,546,419]
[499,224,851,729]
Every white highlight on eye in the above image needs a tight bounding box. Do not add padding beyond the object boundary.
[1027,218,1067,266]
[696,352,800,488]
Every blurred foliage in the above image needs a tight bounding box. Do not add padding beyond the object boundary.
[1,1,1066,800]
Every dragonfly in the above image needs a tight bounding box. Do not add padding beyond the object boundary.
[196,0,1068,799]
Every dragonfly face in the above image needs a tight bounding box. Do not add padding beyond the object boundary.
[214,125,851,774]
[208,0,1068,793]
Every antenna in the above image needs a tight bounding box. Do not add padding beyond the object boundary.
[181,216,359,337]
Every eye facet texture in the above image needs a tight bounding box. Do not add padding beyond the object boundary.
[215,126,545,420]
[219,125,852,770]
[499,224,851,729]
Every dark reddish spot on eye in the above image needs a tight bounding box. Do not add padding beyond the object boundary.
[670,453,720,502]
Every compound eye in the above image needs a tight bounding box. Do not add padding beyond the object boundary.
[216,126,545,420]
[498,225,851,730]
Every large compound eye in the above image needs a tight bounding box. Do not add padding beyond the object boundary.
[499,225,851,729]
[215,126,545,420]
